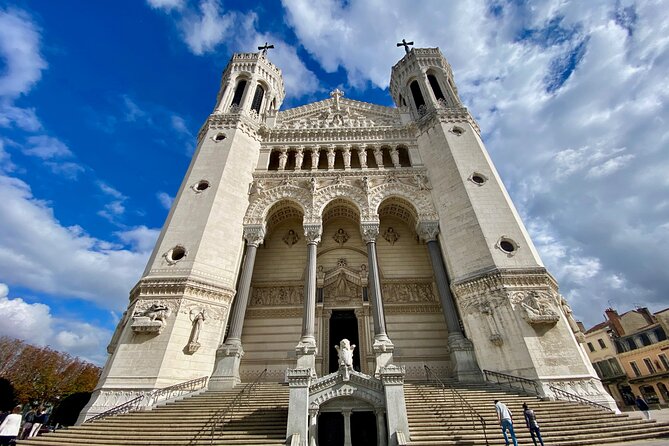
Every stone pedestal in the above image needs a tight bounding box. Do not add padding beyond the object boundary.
[380,365,410,446]
[209,342,244,389]
[295,342,318,375]
[448,333,483,383]
[286,368,312,446]
[373,338,395,377]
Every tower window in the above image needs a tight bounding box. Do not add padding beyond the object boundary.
[251,85,265,114]
[427,74,445,101]
[231,80,247,107]
[409,81,425,110]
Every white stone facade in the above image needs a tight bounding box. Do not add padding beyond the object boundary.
[80,47,616,439]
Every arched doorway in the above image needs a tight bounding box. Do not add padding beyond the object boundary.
[329,310,361,373]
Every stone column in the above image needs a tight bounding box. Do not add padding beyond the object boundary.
[308,408,318,446]
[342,145,352,170]
[326,145,336,170]
[311,147,320,170]
[417,221,483,383]
[390,147,400,168]
[375,408,388,446]
[296,223,322,373]
[361,222,394,376]
[286,368,312,446]
[210,225,265,389]
[295,147,304,171]
[373,146,384,169]
[343,409,353,446]
[380,365,410,446]
[278,147,288,171]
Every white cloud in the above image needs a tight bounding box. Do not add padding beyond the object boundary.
[122,95,149,122]
[0,175,156,310]
[146,0,185,11]
[0,284,111,364]
[180,0,233,55]
[23,135,73,159]
[117,225,160,253]
[0,102,41,131]
[156,191,174,210]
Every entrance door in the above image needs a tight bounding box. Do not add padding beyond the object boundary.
[318,412,344,446]
[351,411,377,445]
[329,310,361,373]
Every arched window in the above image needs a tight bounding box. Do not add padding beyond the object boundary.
[251,85,265,114]
[231,80,247,107]
[427,74,445,101]
[409,81,425,109]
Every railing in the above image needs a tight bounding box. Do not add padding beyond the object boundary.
[424,365,489,446]
[85,376,208,423]
[549,385,614,412]
[198,369,267,446]
[482,369,540,395]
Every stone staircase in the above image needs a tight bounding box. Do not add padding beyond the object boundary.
[19,383,289,446]
[405,381,669,445]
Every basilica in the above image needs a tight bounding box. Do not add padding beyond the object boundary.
[79,45,615,445]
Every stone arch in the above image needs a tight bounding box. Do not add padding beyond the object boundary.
[310,385,384,410]
[244,185,311,226]
[378,196,419,229]
[264,200,305,235]
[370,182,438,222]
[314,183,368,220]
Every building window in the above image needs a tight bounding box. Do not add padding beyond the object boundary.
[609,358,624,376]
[655,327,667,341]
[630,361,642,377]
[410,81,425,109]
[598,338,607,349]
[627,338,637,350]
[231,80,247,107]
[644,358,656,374]
[659,354,669,371]
[251,85,265,114]
[427,74,445,101]
[639,333,651,346]
[587,342,595,352]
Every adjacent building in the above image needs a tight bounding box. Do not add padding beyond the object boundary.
[584,307,669,407]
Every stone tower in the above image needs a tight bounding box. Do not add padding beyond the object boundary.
[80,46,615,443]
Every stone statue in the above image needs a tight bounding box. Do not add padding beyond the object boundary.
[139,303,170,324]
[358,147,367,168]
[335,338,356,368]
[373,147,384,167]
[294,148,304,170]
[342,147,351,168]
[283,229,299,247]
[561,295,585,342]
[186,309,206,353]
[333,228,349,246]
[278,150,288,170]
[131,302,172,334]
[310,177,317,194]
[390,148,400,167]
[327,147,336,169]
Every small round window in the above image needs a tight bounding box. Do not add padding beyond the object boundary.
[468,172,488,186]
[497,237,519,256]
[213,132,226,142]
[164,245,187,265]
[191,180,210,193]
[451,126,465,136]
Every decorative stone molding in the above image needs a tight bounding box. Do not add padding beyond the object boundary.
[246,308,303,318]
[416,220,440,241]
[243,224,266,247]
[384,305,442,314]
[451,267,559,303]
[287,368,313,387]
[379,364,405,385]
[131,300,174,334]
[332,228,349,246]
[129,277,235,305]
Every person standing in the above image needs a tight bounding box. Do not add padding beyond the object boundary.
[0,405,23,446]
[495,400,518,446]
[635,395,651,419]
[523,402,545,446]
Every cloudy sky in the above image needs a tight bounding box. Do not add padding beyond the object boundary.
[0,0,667,364]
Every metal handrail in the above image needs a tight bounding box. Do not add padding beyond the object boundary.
[549,385,613,412]
[205,369,268,446]
[424,365,489,446]
[86,376,208,423]
[482,369,540,395]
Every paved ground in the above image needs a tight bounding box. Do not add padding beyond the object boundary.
[602,408,669,445]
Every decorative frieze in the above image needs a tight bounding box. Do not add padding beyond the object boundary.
[381,282,436,303]
[130,277,236,305]
[250,285,303,306]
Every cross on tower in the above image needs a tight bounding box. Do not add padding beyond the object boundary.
[330,88,344,110]
[258,42,275,55]
[396,39,414,54]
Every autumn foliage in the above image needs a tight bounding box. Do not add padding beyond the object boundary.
[0,336,101,405]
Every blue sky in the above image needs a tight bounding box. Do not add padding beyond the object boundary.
[1,0,668,364]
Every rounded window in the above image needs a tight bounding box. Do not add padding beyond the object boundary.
[213,132,226,142]
[469,172,488,186]
[497,237,519,255]
[164,245,187,265]
[451,126,465,136]
[192,180,210,193]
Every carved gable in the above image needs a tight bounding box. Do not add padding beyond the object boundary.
[275,97,400,130]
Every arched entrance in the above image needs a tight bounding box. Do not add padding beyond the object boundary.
[317,399,379,446]
[329,310,361,373]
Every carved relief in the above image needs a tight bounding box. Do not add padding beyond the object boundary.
[250,286,302,306]
[324,270,361,302]
[185,308,206,354]
[383,227,400,245]
[381,282,436,303]
[512,290,560,326]
[131,300,176,334]
[282,229,300,247]
[333,228,349,246]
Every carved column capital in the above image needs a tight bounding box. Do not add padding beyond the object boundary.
[303,223,323,244]
[243,225,265,247]
[416,221,440,242]
[360,221,380,243]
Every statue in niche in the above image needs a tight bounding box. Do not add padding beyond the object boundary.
[361,176,370,193]
[310,177,317,194]
[317,265,325,282]
[278,150,288,170]
[359,264,368,282]
[390,148,400,167]
[186,309,206,354]
[358,149,368,168]
[335,338,356,368]
[373,147,384,167]
[333,228,349,246]
[283,229,299,247]
[383,227,400,245]
[560,295,585,342]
